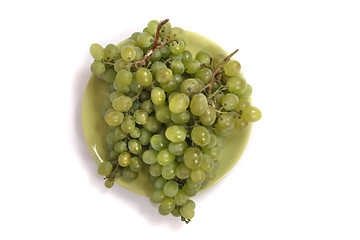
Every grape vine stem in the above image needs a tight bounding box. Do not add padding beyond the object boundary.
[200,49,239,95]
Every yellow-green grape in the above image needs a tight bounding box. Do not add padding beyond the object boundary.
[199,106,216,126]
[190,168,206,184]
[118,152,131,167]
[163,180,179,197]
[195,50,212,66]
[104,179,114,188]
[147,20,159,36]
[114,141,127,153]
[241,106,262,122]
[184,147,203,169]
[169,93,189,114]
[180,78,201,95]
[170,27,186,40]
[200,154,215,172]
[90,43,105,61]
[121,116,135,133]
[98,161,113,176]
[121,45,136,62]
[191,126,211,147]
[112,96,132,112]
[155,105,172,124]
[224,60,241,76]
[160,197,176,214]
[227,76,247,96]
[165,125,187,143]
[128,139,142,155]
[150,189,166,203]
[129,156,143,172]
[168,141,188,156]
[104,110,124,127]
[157,149,176,166]
[91,61,105,75]
[151,87,166,105]
[185,59,201,74]
[140,100,154,114]
[134,109,149,125]
[171,110,191,124]
[114,69,133,90]
[105,44,119,60]
[169,40,186,55]
[149,163,162,177]
[195,68,212,84]
[175,163,191,179]
[121,167,139,181]
[144,116,162,132]
[161,162,178,180]
[238,84,252,99]
[235,116,249,131]
[235,99,251,112]
[136,31,154,48]
[142,149,158,165]
[135,68,153,87]
[150,134,169,151]
[220,93,239,111]
[156,68,173,84]
[134,47,144,61]
[190,93,208,116]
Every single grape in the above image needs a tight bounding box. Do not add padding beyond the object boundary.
[105,44,119,60]
[180,78,201,95]
[190,168,206,184]
[238,83,252,99]
[155,105,172,124]
[185,59,201,74]
[190,93,208,116]
[235,116,249,131]
[104,110,124,127]
[138,128,151,145]
[98,161,113,176]
[90,43,105,61]
[227,76,247,95]
[195,68,212,84]
[150,134,169,151]
[150,189,166,203]
[154,176,167,190]
[163,180,179,197]
[170,60,185,75]
[149,163,162,177]
[136,32,154,48]
[135,68,153,87]
[199,106,216,126]
[170,27,186,40]
[160,197,176,214]
[169,93,189,114]
[156,68,173,84]
[121,116,136,133]
[168,141,188,156]
[114,141,127,153]
[200,154,214,172]
[195,50,212,66]
[118,152,131,167]
[175,163,191,179]
[220,93,239,111]
[169,40,186,55]
[161,161,178,180]
[184,147,203,169]
[112,95,132,112]
[121,45,136,62]
[241,106,262,122]
[142,149,159,165]
[151,87,166,105]
[180,204,195,220]
[157,149,176,166]
[147,20,159,36]
[165,126,187,143]
[128,139,142,155]
[224,60,241,76]
[133,109,149,125]
[171,110,191,124]
[144,116,162,132]
[114,69,133,90]
[104,179,114,188]
[191,126,211,147]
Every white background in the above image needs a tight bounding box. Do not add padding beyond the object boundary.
[1,0,359,239]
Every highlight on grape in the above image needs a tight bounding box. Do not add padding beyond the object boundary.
[90,19,261,223]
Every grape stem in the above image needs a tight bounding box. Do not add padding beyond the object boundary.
[200,49,239,95]
[131,19,170,68]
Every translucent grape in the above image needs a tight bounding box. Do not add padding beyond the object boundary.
[169,40,186,55]
[190,93,208,116]
[150,134,169,151]
[168,141,188,156]
[155,105,172,124]
[191,126,211,147]
[136,32,154,48]
[156,68,173,84]
[129,156,143,172]
[142,149,159,164]
[185,60,201,74]
[227,76,247,95]
[163,180,179,197]
[118,152,131,167]
[144,116,162,132]
[113,69,133,90]
[90,43,105,61]
[224,60,241,76]
[105,44,119,60]
[150,189,166,203]
[128,139,142,155]
[135,68,153,87]
[121,45,136,62]
[220,93,239,111]
[98,161,113,176]
[112,96,132,112]
[151,87,166,105]
[165,126,187,143]
[241,106,262,122]
[169,93,189,114]
[199,106,216,126]
[157,149,176,166]
[184,147,203,169]
[180,78,201,95]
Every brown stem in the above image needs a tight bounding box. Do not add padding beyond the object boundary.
[131,19,170,68]
[203,49,239,95]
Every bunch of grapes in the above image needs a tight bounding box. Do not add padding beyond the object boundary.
[89,19,261,223]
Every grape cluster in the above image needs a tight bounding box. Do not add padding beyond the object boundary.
[90,19,261,223]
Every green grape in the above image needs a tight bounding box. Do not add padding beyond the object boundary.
[180,78,201,95]
[109,91,124,102]
[190,168,206,184]
[191,126,211,147]
[130,127,140,138]
[185,178,201,191]
[170,27,186,40]
[104,110,124,127]
[144,116,162,132]
[165,126,187,143]
[147,20,159,36]
[224,60,241,76]
[113,69,133,90]
[235,116,249,131]
[174,190,187,206]
[241,106,262,122]
[121,167,139,181]
[190,93,208,116]
[105,44,119,60]
[118,152,131,167]
[156,68,173,84]
[128,139,142,155]
[121,45,136,62]
[184,147,203,169]
[168,141,188,156]
[140,100,154,114]
[138,128,151,145]
[204,133,217,149]
[216,113,235,131]
[91,61,105,75]
[98,161,113,176]
[169,93,189,114]
[130,78,143,93]
[150,189,166,203]
[205,170,217,181]
[133,109,149,125]
[109,150,119,160]
[151,87,166,105]
[129,156,143,172]
[154,176,167,190]
[200,154,214,172]
[163,180,179,197]
[160,45,171,59]
[158,205,170,216]
[169,40,186,55]
[150,48,162,62]
[235,99,251,112]
[195,68,213,84]
[157,149,176,166]
[130,32,141,41]
[103,67,117,83]
[160,197,176,214]
[121,116,135,133]
[112,96,132,112]
[150,134,169,151]
[114,141,127,153]
[175,163,191,179]
[106,131,117,146]
[202,145,221,160]
[151,61,167,76]
[123,39,137,47]
[155,105,172,123]
[149,163,162,177]
[134,47,144,61]
[182,184,198,197]
[104,179,114,188]
[114,59,129,72]
[160,21,171,35]
[238,83,252,99]
[180,203,195,219]
[171,110,191,124]
[171,208,181,218]
[220,93,239,111]
[170,60,185,75]
[135,68,153,87]
[181,50,192,64]
[195,50,212,66]
[199,106,216,126]
[90,43,105,61]
[142,149,159,165]
[161,161,178,180]
[227,76,247,95]
[136,32,154,48]
[185,59,201,74]
[161,77,178,92]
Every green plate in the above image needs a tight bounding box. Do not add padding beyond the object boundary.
[82,31,251,196]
